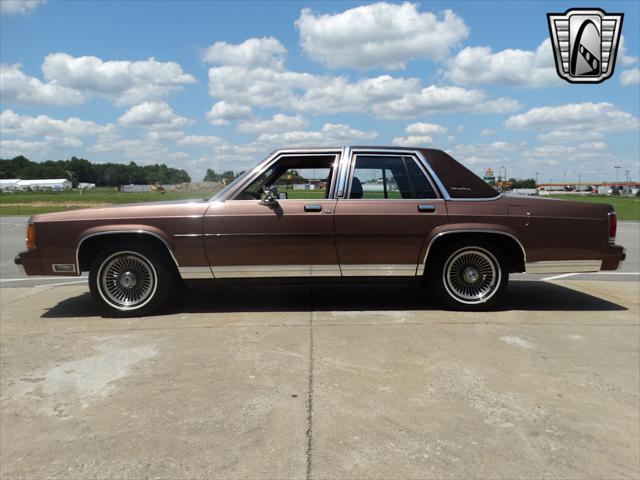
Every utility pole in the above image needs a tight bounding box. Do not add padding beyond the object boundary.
[614,165,621,185]
[535,171,539,186]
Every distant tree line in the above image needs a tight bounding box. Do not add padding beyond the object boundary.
[508,178,537,188]
[203,169,243,183]
[0,156,191,186]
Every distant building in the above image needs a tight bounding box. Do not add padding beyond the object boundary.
[78,182,96,189]
[0,179,21,191]
[17,179,72,190]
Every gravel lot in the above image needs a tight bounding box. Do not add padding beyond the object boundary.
[1,216,639,478]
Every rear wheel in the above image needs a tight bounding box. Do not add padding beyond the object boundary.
[427,242,508,310]
[89,243,173,316]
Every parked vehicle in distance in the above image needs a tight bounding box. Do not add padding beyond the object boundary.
[15,147,626,315]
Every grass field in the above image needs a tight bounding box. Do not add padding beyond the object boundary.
[1,189,638,220]
[547,195,640,221]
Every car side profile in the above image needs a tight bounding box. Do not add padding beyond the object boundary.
[15,147,626,315]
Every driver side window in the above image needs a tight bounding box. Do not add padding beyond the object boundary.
[233,156,336,201]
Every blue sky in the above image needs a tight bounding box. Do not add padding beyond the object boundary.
[1,0,638,183]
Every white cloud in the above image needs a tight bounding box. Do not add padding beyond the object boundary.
[118,101,188,129]
[524,142,607,158]
[206,101,252,125]
[0,139,48,156]
[40,53,196,106]
[391,122,446,146]
[256,123,378,147]
[445,39,560,87]
[237,114,307,133]
[405,122,447,135]
[374,85,519,118]
[90,131,188,164]
[0,0,45,15]
[620,68,640,87]
[296,3,468,69]
[619,36,638,66]
[504,102,639,132]
[202,37,286,70]
[480,129,495,136]
[391,135,433,146]
[449,141,518,167]
[177,135,225,147]
[1,109,111,137]
[206,45,519,119]
[0,63,85,106]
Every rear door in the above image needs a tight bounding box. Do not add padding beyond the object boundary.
[334,151,448,276]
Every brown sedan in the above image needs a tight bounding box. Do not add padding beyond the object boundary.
[15,147,625,315]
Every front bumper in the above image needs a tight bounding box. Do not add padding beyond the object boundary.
[15,250,45,276]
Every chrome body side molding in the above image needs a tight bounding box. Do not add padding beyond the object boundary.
[212,264,341,278]
[525,260,602,274]
[340,264,417,277]
[417,229,527,276]
[178,266,214,279]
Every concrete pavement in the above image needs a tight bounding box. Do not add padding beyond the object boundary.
[1,279,638,479]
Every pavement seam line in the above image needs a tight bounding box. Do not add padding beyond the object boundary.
[306,285,315,480]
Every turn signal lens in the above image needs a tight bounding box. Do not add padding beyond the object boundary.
[26,223,36,250]
[608,212,617,243]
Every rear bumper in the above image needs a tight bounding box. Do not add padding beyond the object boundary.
[601,244,625,271]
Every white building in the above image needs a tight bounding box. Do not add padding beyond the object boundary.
[16,179,72,191]
[0,179,21,191]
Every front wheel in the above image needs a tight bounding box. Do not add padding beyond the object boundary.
[427,243,508,311]
[89,244,173,316]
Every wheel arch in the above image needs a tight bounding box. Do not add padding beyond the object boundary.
[76,228,179,273]
[420,228,526,274]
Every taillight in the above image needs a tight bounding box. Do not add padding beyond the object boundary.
[26,223,36,250]
[608,211,617,243]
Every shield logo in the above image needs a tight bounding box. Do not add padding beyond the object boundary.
[547,8,624,83]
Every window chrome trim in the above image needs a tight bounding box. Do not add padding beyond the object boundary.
[218,148,343,202]
[417,229,527,276]
[75,230,180,274]
[344,150,442,200]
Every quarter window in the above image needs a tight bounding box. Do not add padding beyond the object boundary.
[349,155,437,199]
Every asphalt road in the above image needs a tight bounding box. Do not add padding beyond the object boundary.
[1,216,638,287]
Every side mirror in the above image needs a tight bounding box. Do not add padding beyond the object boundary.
[278,191,288,200]
[260,184,279,205]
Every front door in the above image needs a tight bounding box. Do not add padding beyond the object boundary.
[334,153,448,276]
[203,153,340,278]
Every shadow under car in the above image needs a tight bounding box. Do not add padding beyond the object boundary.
[40,279,627,318]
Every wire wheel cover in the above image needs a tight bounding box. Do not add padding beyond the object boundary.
[444,248,500,303]
[99,252,156,309]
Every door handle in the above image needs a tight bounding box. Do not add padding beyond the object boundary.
[304,204,323,212]
[417,204,436,213]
